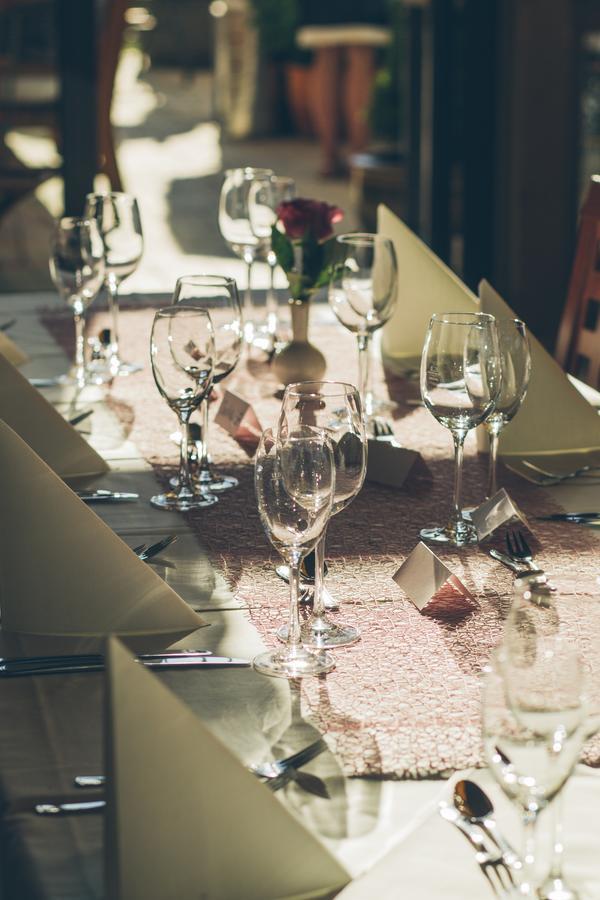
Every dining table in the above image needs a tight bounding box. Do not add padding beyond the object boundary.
[1,288,600,900]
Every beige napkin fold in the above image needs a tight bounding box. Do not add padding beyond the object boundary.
[378,205,477,374]
[104,637,350,900]
[0,330,28,367]
[479,280,600,457]
[0,352,108,478]
[0,420,205,637]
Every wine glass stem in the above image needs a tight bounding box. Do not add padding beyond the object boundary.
[287,551,302,652]
[357,332,372,418]
[267,259,277,336]
[487,427,500,499]
[73,302,86,386]
[548,793,566,883]
[197,395,211,476]
[313,526,328,618]
[107,274,120,361]
[177,409,194,497]
[521,811,539,894]
[451,431,467,525]
[244,256,254,342]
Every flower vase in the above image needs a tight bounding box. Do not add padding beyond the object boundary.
[272,300,326,386]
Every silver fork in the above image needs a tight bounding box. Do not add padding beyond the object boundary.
[522,460,600,485]
[371,418,395,440]
[440,804,514,896]
[505,529,538,571]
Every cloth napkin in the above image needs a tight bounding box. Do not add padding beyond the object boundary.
[104,637,350,900]
[0,330,28,367]
[378,204,477,374]
[479,279,600,459]
[0,420,205,637]
[0,352,108,478]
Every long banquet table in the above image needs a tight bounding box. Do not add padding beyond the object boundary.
[1,290,600,899]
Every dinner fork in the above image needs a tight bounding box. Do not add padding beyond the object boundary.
[521,460,600,485]
[439,804,514,896]
[371,418,395,440]
[505,530,538,571]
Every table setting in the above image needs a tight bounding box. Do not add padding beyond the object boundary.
[1,173,600,898]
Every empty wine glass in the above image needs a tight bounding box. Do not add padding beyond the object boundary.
[248,173,296,345]
[49,216,105,388]
[172,275,243,492]
[328,233,398,424]
[420,312,501,546]
[484,318,531,498]
[218,167,273,344]
[84,192,144,376]
[277,381,367,648]
[253,427,336,678]
[150,307,214,512]
[483,641,587,897]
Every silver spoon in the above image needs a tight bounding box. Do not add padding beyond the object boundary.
[454,779,520,869]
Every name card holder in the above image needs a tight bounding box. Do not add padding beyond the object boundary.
[469,488,531,542]
[366,438,422,489]
[392,541,475,612]
[214,390,262,456]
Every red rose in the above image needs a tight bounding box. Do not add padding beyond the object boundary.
[276,198,343,242]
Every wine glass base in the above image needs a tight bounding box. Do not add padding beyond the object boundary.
[150,491,217,511]
[253,647,335,678]
[537,878,579,900]
[277,620,360,649]
[420,521,478,546]
[197,473,239,493]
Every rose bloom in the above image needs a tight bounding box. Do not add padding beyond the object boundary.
[276,198,343,242]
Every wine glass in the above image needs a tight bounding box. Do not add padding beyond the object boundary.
[483,642,587,897]
[48,216,105,388]
[420,312,501,546]
[484,318,531,498]
[218,167,273,345]
[149,307,215,512]
[172,275,243,492]
[277,381,367,648]
[253,427,336,678]
[84,192,144,376]
[328,233,398,425]
[248,173,296,345]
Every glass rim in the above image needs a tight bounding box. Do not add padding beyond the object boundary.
[154,305,213,319]
[336,232,391,247]
[224,166,274,179]
[430,312,496,327]
[283,379,359,398]
[174,274,237,289]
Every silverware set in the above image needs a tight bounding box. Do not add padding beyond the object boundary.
[0,649,249,678]
[440,779,520,896]
[489,529,548,580]
[132,534,177,562]
[35,738,329,814]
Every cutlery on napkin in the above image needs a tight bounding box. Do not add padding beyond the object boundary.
[76,489,139,503]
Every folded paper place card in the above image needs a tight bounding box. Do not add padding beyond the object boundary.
[470,488,530,541]
[214,389,262,456]
[392,542,475,612]
[366,439,421,488]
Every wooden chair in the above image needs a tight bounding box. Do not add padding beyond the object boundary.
[555,176,600,388]
[0,0,127,213]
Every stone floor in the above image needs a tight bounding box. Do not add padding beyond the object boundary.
[0,48,359,296]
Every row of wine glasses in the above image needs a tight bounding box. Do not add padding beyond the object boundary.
[483,576,591,898]
[218,166,295,349]
[49,192,144,386]
[254,380,367,678]
[420,311,531,546]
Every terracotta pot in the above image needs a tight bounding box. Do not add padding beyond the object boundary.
[272,300,326,386]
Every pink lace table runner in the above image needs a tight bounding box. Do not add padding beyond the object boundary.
[41,304,600,779]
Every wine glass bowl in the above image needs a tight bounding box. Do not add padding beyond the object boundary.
[49,216,105,387]
[253,427,336,678]
[84,192,144,377]
[149,306,215,512]
[329,233,398,421]
[420,312,501,546]
[172,274,243,493]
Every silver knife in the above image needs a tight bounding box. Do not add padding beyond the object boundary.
[536,512,600,521]
[76,490,139,502]
[36,801,105,816]
[0,650,212,666]
[0,656,250,677]
[488,549,544,576]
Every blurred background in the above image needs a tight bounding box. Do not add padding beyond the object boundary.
[0,0,599,351]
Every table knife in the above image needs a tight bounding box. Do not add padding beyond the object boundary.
[0,656,250,677]
[36,801,105,816]
[536,512,600,521]
[75,489,139,502]
[0,650,212,666]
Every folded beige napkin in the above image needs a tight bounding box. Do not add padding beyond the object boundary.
[378,204,477,374]
[479,280,600,458]
[0,330,28,367]
[0,352,108,478]
[0,420,205,637]
[104,637,350,900]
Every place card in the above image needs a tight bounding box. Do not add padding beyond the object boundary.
[366,438,421,488]
[469,488,530,541]
[392,541,475,612]
[214,389,262,456]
